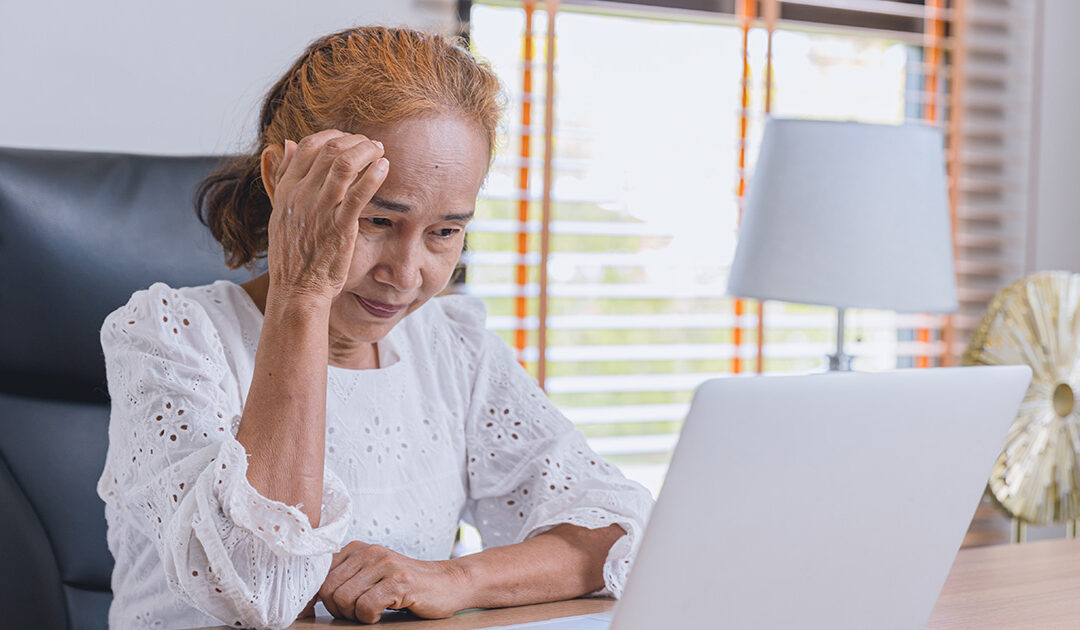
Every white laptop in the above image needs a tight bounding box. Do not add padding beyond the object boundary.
[504,365,1031,630]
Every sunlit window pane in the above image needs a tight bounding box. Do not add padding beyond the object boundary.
[469,4,924,496]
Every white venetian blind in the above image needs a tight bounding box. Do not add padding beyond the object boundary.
[463,0,1034,495]
[948,0,1035,353]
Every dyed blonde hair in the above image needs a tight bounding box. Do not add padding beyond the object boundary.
[196,26,504,270]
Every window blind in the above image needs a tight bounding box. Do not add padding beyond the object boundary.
[948,0,1035,354]
[464,0,1033,494]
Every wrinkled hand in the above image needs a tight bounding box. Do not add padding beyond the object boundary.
[266,129,389,304]
[319,541,469,623]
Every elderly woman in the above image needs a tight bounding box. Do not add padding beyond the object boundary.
[97,26,652,630]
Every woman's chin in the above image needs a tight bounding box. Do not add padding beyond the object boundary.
[329,294,409,340]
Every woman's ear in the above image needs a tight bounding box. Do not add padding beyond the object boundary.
[259,143,285,200]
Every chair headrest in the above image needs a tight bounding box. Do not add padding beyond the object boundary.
[0,147,254,402]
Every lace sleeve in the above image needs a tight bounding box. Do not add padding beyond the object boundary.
[97,283,351,629]
[446,297,654,599]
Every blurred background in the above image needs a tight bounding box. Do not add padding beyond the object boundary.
[3,0,1076,542]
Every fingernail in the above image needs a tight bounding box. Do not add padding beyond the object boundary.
[372,140,384,149]
[377,157,389,170]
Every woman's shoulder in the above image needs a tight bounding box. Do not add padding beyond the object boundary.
[101,280,258,356]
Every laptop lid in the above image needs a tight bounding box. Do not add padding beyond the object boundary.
[612,366,1031,630]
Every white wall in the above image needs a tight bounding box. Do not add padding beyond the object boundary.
[1029,0,1080,273]
[0,0,456,155]
[1020,0,1080,543]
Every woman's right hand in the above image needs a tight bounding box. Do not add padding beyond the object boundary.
[265,129,390,304]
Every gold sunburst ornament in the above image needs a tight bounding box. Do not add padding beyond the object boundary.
[963,271,1080,527]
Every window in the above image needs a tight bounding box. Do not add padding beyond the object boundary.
[464,0,1033,496]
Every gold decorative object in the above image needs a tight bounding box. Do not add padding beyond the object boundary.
[962,271,1080,530]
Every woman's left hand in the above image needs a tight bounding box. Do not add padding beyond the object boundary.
[318,541,469,623]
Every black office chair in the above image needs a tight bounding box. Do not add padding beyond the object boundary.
[0,147,251,630]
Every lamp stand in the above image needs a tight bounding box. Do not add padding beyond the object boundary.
[826,307,853,371]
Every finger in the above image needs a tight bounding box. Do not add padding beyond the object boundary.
[322,552,366,598]
[320,552,376,619]
[315,140,385,215]
[327,563,386,621]
[273,140,288,183]
[266,140,298,207]
[327,540,375,577]
[320,576,346,620]
[303,134,376,195]
[279,129,350,188]
[336,156,390,225]
[320,542,375,618]
[321,590,342,620]
[278,139,297,180]
[319,559,359,619]
[354,578,402,624]
[327,549,352,575]
[325,544,395,620]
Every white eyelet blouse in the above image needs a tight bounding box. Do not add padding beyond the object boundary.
[97,280,654,630]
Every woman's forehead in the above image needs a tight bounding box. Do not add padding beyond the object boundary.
[366,115,488,210]
[364,115,488,168]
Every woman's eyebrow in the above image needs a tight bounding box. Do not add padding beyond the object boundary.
[370,195,412,213]
[370,195,474,222]
[444,210,475,222]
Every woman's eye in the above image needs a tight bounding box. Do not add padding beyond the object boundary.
[368,217,393,227]
[433,228,459,238]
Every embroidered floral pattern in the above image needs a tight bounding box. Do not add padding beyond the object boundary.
[98,282,653,629]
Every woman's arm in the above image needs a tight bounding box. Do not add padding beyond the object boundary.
[234,293,331,526]
[453,523,625,608]
[317,524,625,623]
[96,131,389,629]
[234,130,388,527]
[98,283,354,630]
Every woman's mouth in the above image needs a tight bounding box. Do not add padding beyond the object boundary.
[356,296,406,318]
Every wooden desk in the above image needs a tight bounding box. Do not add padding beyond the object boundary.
[926,537,1080,628]
[202,538,1080,629]
[204,598,615,629]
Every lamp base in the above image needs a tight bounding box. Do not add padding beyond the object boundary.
[826,307,853,371]
[826,352,854,372]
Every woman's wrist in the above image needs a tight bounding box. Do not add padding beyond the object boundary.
[441,525,623,611]
[441,556,481,612]
[264,286,333,321]
[444,546,540,611]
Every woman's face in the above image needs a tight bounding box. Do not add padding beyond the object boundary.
[327,114,489,348]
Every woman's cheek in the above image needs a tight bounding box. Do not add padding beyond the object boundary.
[431,247,463,287]
[355,222,383,243]
[346,236,384,281]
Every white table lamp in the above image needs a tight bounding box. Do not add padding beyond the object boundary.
[727,118,957,370]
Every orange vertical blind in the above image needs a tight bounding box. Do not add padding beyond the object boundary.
[732,0,755,375]
[916,0,947,368]
[942,0,966,367]
[735,0,776,375]
[513,1,535,366]
[536,0,559,390]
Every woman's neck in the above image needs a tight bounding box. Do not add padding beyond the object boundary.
[239,273,271,314]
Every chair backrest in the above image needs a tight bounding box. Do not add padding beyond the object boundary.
[0,147,252,630]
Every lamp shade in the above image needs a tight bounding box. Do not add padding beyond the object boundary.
[727,118,957,313]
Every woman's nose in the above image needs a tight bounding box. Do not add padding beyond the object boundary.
[374,238,423,292]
